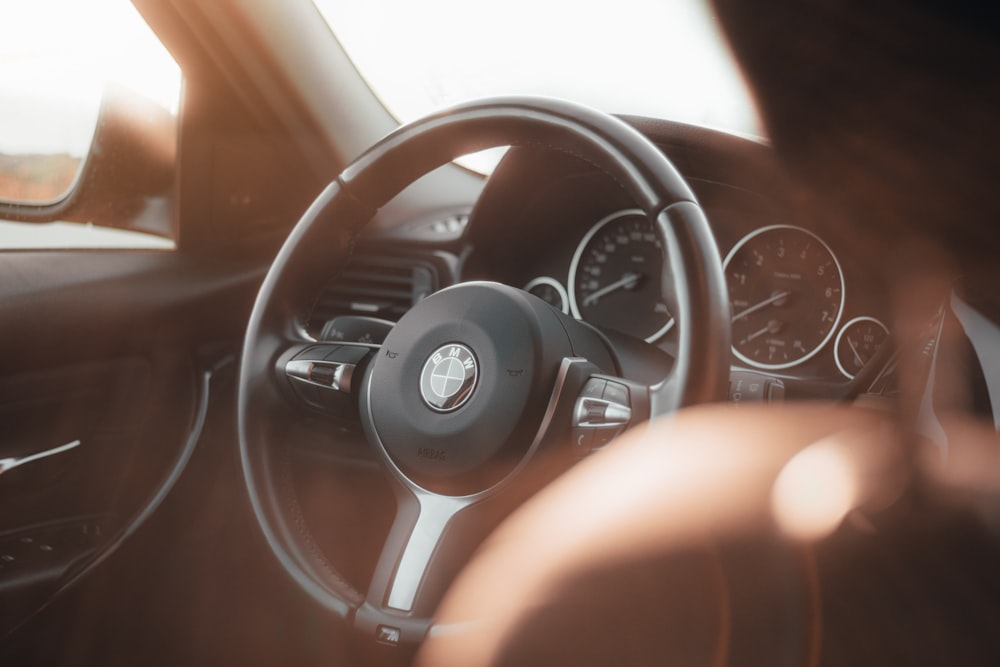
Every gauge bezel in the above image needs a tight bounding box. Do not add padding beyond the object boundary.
[834,316,889,379]
[523,276,569,314]
[568,208,675,343]
[723,224,846,371]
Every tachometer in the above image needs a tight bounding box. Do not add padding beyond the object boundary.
[569,209,673,342]
[724,225,844,369]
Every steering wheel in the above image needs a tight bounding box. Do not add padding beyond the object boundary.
[237,97,730,655]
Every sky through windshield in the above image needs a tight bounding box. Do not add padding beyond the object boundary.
[315,0,763,172]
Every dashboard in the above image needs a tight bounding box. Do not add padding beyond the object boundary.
[330,118,896,401]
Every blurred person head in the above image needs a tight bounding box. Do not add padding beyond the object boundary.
[710,0,1000,276]
[419,4,1000,666]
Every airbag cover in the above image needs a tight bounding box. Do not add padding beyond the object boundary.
[365,282,572,493]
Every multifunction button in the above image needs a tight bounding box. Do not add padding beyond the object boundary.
[571,377,633,456]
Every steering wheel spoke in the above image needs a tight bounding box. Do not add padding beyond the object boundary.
[369,490,471,612]
[353,487,502,653]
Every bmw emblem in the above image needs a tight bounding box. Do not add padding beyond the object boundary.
[419,343,478,412]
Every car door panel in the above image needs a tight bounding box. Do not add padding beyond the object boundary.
[0,251,266,634]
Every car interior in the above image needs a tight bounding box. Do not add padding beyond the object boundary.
[1,0,998,665]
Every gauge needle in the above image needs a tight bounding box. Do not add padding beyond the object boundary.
[847,337,865,367]
[0,439,81,476]
[583,272,642,306]
[731,290,791,322]
[745,320,781,343]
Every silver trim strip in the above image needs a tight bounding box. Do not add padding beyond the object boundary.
[365,356,589,612]
[385,492,469,611]
[286,359,356,393]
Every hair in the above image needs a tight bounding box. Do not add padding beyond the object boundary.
[711,0,1000,277]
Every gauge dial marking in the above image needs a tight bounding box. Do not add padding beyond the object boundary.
[723,225,845,370]
[569,210,674,343]
[835,317,889,379]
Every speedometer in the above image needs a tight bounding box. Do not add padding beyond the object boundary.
[569,209,673,343]
[724,225,844,369]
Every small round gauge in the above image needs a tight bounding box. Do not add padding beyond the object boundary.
[524,276,569,314]
[724,225,845,369]
[569,209,673,343]
[835,317,890,379]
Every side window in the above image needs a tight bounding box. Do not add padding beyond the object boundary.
[0,1,181,249]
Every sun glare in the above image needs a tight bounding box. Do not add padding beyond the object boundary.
[771,437,859,540]
[316,0,763,174]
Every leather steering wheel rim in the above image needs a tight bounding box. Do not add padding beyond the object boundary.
[237,96,731,636]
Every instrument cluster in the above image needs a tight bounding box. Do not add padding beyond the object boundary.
[517,207,889,382]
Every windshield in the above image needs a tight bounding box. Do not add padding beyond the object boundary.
[314,0,762,173]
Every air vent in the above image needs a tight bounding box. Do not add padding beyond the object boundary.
[398,210,471,241]
[308,255,438,333]
[426,213,468,235]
